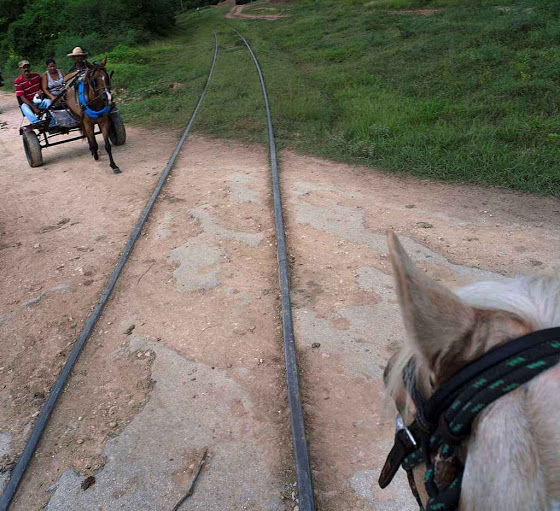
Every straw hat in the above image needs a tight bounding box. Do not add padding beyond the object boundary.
[67,47,88,57]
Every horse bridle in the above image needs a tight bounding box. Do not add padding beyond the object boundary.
[86,64,113,107]
[379,327,560,511]
[74,64,114,119]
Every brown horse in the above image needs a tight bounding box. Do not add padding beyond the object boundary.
[382,232,560,511]
[66,57,121,174]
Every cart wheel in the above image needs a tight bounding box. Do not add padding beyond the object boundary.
[109,111,126,146]
[22,131,43,167]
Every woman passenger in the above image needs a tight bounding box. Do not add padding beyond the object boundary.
[41,58,66,101]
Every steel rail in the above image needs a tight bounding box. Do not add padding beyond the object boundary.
[233,29,316,511]
[0,31,219,511]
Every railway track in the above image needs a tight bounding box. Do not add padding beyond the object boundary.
[2,19,547,511]
[0,29,315,511]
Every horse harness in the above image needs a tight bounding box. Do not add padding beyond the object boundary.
[76,64,112,119]
[379,327,560,511]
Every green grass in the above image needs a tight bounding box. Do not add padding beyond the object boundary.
[104,10,269,144]
[227,0,560,196]
[6,0,559,196]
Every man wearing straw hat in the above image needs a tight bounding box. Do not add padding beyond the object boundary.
[67,46,88,73]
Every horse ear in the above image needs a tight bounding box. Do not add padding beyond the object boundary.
[100,56,107,68]
[387,231,475,372]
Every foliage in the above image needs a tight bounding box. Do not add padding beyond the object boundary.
[5,0,67,63]
[0,0,29,32]
[0,0,180,76]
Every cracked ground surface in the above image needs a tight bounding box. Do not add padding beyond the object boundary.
[1,91,559,510]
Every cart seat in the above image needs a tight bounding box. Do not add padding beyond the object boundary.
[49,109,79,129]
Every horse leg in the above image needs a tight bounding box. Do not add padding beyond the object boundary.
[83,120,99,160]
[100,118,121,174]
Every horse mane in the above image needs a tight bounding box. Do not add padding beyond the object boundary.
[457,274,560,330]
[386,274,560,406]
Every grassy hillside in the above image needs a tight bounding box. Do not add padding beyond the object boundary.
[7,0,560,196]
[236,0,560,195]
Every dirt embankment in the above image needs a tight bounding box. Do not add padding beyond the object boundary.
[226,3,291,19]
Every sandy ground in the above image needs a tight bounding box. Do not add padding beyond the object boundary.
[0,92,294,511]
[1,90,560,511]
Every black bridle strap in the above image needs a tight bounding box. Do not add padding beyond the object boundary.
[403,360,432,433]
[379,420,422,489]
[381,327,560,511]
[84,66,111,105]
[444,348,560,439]
[412,329,560,511]
[425,327,560,426]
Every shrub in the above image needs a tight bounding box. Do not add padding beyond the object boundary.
[1,0,179,66]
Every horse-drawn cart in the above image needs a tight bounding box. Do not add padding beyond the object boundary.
[20,106,126,168]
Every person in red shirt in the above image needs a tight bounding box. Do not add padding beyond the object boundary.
[14,60,52,126]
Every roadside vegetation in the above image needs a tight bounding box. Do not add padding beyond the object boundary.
[238,0,560,196]
[0,0,216,81]
[117,0,559,196]
[3,0,559,196]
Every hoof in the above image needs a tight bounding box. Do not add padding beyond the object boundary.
[113,167,122,174]
[93,153,99,161]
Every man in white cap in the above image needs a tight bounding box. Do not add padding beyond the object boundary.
[67,46,89,73]
[14,60,52,126]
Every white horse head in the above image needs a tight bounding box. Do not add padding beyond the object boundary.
[383,231,560,511]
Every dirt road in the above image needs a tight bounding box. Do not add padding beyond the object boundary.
[1,91,559,510]
[225,4,290,20]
